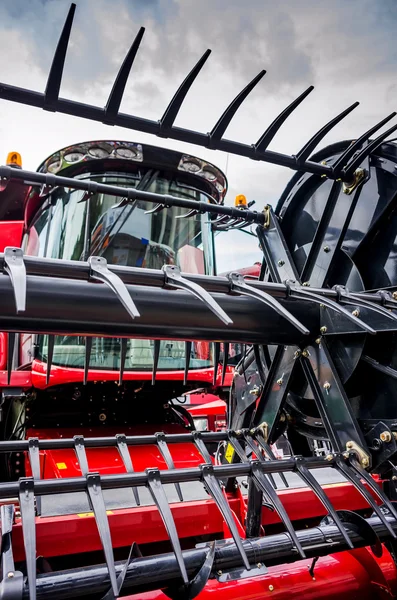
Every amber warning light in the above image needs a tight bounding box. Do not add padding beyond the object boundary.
[6,151,22,168]
[235,194,247,207]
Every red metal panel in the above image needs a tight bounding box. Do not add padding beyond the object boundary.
[0,220,24,250]
[0,371,31,387]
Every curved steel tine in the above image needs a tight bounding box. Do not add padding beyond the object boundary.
[227,431,248,462]
[145,203,166,215]
[215,218,245,231]
[334,456,397,539]
[294,457,353,549]
[288,284,376,334]
[115,434,140,507]
[252,432,288,489]
[7,333,15,386]
[251,462,305,558]
[212,214,231,224]
[152,340,160,386]
[342,122,397,181]
[333,112,397,174]
[348,457,397,521]
[163,264,233,326]
[201,463,250,570]
[175,208,200,219]
[221,343,229,386]
[242,430,278,488]
[228,272,309,335]
[46,335,55,385]
[210,70,266,143]
[19,479,37,600]
[119,338,127,385]
[4,247,26,313]
[147,468,189,584]
[105,27,145,121]
[342,292,397,322]
[89,255,140,319]
[213,342,220,386]
[361,355,397,379]
[44,3,76,107]
[253,345,266,385]
[184,341,191,386]
[155,432,183,502]
[84,337,92,386]
[296,102,359,164]
[160,50,211,131]
[255,86,314,153]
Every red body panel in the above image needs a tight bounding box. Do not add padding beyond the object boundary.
[0,220,24,250]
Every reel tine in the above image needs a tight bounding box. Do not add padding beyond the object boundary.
[255,86,314,153]
[152,340,160,385]
[105,27,145,121]
[160,50,211,131]
[163,264,233,326]
[115,434,140,507]
[229,272,309,335]
[119,338,128,386]
[28,438,42,516]
[201,463,250,570]
[155,432,183,502]
[334,456,397,539]
[361,355,397,379]
[44,3,76,107]
[333,112,397,174]
[348,457,397,521]
[46,335,55,385]
[89,256,140,320]
[175,208,200,220]
[253,432,289,488]
[251,462,305,559]
[86,473,118,598]
[296,102,359,164]
[145,203,166,214]
[19,479,37,600]
[0,504,16,576]
[146,467,189,584]
[227,431,248,462]
[342,291,397,322]
[213,342,220,386]
[74,435,89,476]
[342,122,397,181]
[253,345,266,384]
[221,343,229,386]
[243,431,277,489]
[7,333,16,385]
[294,457,353,549]
[192,431,213,464]
[210,70,266,143]
[184,341,191,386]
[4,247,27,313]
[84,337,92,386]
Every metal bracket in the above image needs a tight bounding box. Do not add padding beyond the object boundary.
[345,440,370,469]
[155,432,183,502]
[74,435,90,476]
[18,479,36,600]
[343,167,366,195]
[163,541,215,600]
[191,431,212,464]
[162,264,232,326]
[228,272,309,335]
[88,255,140,320]
[115,434,140,506]
[3,247,26,313]
[28,438,42,516]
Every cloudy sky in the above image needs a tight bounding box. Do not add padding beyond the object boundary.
[0,0,396,271]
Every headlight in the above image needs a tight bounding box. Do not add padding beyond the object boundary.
[202,167,217,181]
[193,418,209,431]
[115,147,137,159]
[47,160,61,173]
[63,152,85,163]
[88,147,110,159]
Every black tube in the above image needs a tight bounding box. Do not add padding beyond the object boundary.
[0,274,318,344]
[23,514,397,599]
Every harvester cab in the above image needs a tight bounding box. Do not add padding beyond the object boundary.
[2,3,397,599]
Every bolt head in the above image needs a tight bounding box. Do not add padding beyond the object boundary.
[276,378,283,386]
[380,431,392,443]
[277,260,285,267]
[323,246,330,253]
[323,382,331,390]
[352,309,360,317]
[7,572,14,579]
[361,457,369,468]
[294,350,301,358]
[302,281,310,287]
[392,476,397,481]
[315,338,321,344]
[320,326,327,334]
[269,585,274,591]
[326,454,333,461]
[217,570,222,576]
[257,562,262,568]
[346,441,353,449]
[393,291,397,301]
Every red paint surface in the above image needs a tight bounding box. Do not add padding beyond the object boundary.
[0,220,24,250]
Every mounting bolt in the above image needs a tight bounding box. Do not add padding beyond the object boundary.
[323,246,330,253]
[346,441,354,449]
[352,309,360,317]
[7,572,14,579]
[315,338,321,344]
[277,260,285,266]
[323,382,331,392]
[294,350,301,359]
[326,454,333,461]
[361,457,369,468]
[320,326,327,334]
[393,432,397,440]
[250,386,260,395]
[269,585,274,591]
[343,451,349,459]
[276,378,283,386]
[302,349,310,358]
[393,476,397,481]
[257,562,262,568]
[380,431,392,443]
[302,281,310,287]
[393,291,397,301]
[217,570,223,576]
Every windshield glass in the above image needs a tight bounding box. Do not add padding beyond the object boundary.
[25,172,215,372]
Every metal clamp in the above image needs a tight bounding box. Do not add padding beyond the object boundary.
[28,438,42,516]
[18,479,37,600]
[88,255,140,319]
[3,247,26,313]
[162,264,232,326]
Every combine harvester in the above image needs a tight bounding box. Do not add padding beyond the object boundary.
[1,3,397,598]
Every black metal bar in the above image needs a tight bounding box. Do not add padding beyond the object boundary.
[28,438,42,516]
[348,457,397,520]
[294,457,353,548]
[342,122,397,180]
[104,27,145,122]
[209,71,266,143]
[184,341,191,386]
[213,342,220,386]
[245,475,264,538]
[152,340,160,385]
[155,432,183,502]
[361,355,397,379]
[44,3,76,109]
[6,333,15,385]
[146,467,189,585]
[255,86,313,152]
[332,112,397,175]
[73,435,89,476]
[296,102,359,164]
[255,434,290,489]
[19,479,36,600]
[3,247,26,313]
[227,430,248,462]
[86,474,118,597]
[201,463,250,570]
[159,50,211,131]
[253,345,266,385]
[45,335,54,385]
[251,461,305,558]
[241,431,278,489]
[84,337,92,386]
[19,514,397,599]
[119,338,127,385]
[221,343,229,385]
[191,431,213,464]
[115,434,140,506]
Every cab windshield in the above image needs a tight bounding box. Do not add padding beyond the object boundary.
[25,171,215,371]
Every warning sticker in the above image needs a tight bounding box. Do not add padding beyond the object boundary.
[224,443,235,463]
[77,511,114,518]
[56,462,67,470]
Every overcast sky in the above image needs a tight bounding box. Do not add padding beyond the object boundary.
[0,0,396,271]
